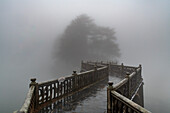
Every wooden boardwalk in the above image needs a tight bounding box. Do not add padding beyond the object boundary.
[38,76,122,113]
[15,61,151,113]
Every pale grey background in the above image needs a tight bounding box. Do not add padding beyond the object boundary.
[0,0,170,112]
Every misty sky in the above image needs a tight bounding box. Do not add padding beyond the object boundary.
[0,0,170,112]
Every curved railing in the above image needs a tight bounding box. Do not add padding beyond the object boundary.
[14,61,151,113]
[106,63,151,113]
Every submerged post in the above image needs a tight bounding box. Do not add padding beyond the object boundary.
[107,81,113,113]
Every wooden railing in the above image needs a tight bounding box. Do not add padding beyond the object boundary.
[107,63,151,113]
[19,86,36,113]
[39,78,108,112]
[37,66,108,107]
[80,61,104,72]
[110,91,151,113]
[15,61,151,113]
[15,61,108,113]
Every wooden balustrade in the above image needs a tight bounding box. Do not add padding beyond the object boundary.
[107,63,151,113]
[15,61,149,113]
[110,91,151,113]
[16,61,109,113]
[37,66,108,110]
[39,78,108,112]
[81,61,104,72]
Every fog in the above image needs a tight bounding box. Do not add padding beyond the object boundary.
[0,0,170,112]
[55,14,121,69]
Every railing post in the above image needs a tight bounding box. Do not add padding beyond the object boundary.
[107,81,113,113]
[108,62,111,75]
[125,72,131,98]
[80,60,84,72]
[139,64,142,76]
[121,63,124,76]
[30,78,39,109]
[94,65,97,81]
[72,71,77,91]
[72,71,77,76]
[107,63,109,76]
[95,62,97,67]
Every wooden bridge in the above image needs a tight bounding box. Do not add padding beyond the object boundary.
[14,61,151,113]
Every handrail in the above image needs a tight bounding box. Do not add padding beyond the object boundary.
[107,63,151,113]
[15,61,109,113]
[113,78,128,90]
[18,86,35,113]
[129,68,141,78]
[111,91,151,113]
[112,67,140,91]
[38,66,108,87]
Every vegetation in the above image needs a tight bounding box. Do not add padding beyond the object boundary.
[56,14,120,65]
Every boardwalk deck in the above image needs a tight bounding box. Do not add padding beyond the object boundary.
[38,76,122,113]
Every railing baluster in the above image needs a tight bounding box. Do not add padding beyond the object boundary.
[63,80,65,95]
[54,83,56,98]
[57,82,59,97]
[45,85,48,102]
[50,84,52,100]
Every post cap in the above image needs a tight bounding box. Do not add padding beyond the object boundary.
[30,78,37,87]
[126,72,130,78]
[108,81,113,86]
[94,65,97,70]
[72,71,77,76]
[30,78,36,82]
[126,72,130,75]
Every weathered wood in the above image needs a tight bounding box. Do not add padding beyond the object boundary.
[106,62,151,113]
[54,83,56,98]
[16,61,149,113]
[19,86,35,113]
[110,91,151,113]
[107,81,113,113]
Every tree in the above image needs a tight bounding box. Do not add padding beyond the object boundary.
[55,14,120,66]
